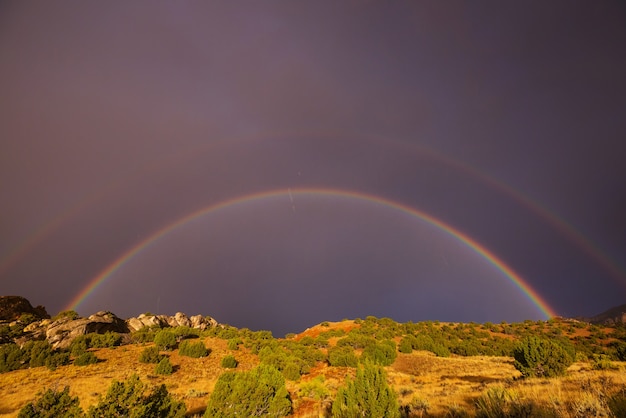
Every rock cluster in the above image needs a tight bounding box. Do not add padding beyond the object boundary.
[44,311,128,349]
[1,296,220,349]
[126,312,217,332]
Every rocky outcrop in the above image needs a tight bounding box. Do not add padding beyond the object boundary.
[126,314,169,332]
[46,311,128,349]
[191,314,217,330]
[0,296,49,321]
[126,312,218,332]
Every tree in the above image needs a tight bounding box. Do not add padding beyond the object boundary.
[87,374,185,417]
[18,386,84,418]
[205,365,292,417]
[331,362,399,418]
[513,336,573,378]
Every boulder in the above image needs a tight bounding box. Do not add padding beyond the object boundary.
[125,312,218,332]
[46,311,128,349]
[190,315,217,330]
[126,314,167,332]
[174,312,191,328]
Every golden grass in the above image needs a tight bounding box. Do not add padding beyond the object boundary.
[1,333,624,417]
[0,337,259,417]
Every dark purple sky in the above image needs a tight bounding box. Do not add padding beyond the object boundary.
[1,1,625,336]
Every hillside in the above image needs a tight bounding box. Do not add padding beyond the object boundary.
[1,299,626,417]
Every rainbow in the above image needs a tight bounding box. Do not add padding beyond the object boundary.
[66,187,557,318]
[4,133,624,290]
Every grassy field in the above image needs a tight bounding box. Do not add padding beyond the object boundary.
[1,320,625,417]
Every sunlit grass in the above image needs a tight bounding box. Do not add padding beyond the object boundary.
[1,320,624,417]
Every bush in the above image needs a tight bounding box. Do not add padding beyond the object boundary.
[18,386,84,418]
[592,354,617,370]
[87,374,185,417]
[89,332,122,348]
[52,310,79,321]
[74,352,98,366]
[513,337,573,378]
[154,330,177,351]
[45,352,70,371]
[227,338,241,350]
[331,362,399,417]
[0,341,69,373]
[299,376,330,401]
[398,336,415,354]
[360,340,397,366]
[155,357,173,375]
[139,346,164,364]
[221,355,238,368]
[70,337,89,357]
[131,328,157,344]
[178,340,209,358]
[282,361,302,381]
[328,346,358,367]
[205,365,291,417]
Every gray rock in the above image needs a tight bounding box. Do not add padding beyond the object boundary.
[46,311,128,349]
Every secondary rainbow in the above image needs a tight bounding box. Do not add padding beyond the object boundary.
[5,133,623,290]
[66,187,557,318]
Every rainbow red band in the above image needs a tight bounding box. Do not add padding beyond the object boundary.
[65,187,557,318]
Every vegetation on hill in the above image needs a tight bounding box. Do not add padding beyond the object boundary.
[1,314,626,417]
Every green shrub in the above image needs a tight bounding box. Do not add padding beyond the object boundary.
[87,374,185,417]
[431,344,451,357]
[227,338,241,350]
[613,342,626,361]
[89,332,122,348]
[70,337,89,357]
[331,362,399,417]
[398,336,415,354]
[178,340,209,358]
[299,376,330,401]
[592,354,617,370]
[154,330,177,351]
[131,328,157,344]
[18,386,84,418]
[360,340,397,366]
[155,357,173,375]
[205,365,291,417]
[282,361,302,381]
[139,346,164,364]
[221,355,238,368]
[52,310,79,321]
[513,336,573,378]
[0,341,69,373]
[74,352,98,366]
[328,346,358,367]
[45,352,70,371]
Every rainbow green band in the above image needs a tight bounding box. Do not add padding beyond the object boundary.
[66,187,557,318]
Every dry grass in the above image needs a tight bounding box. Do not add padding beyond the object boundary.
[0,337,258,417]
[1,323,624,417]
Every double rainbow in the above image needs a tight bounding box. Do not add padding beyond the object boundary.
[65,187,557,318]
